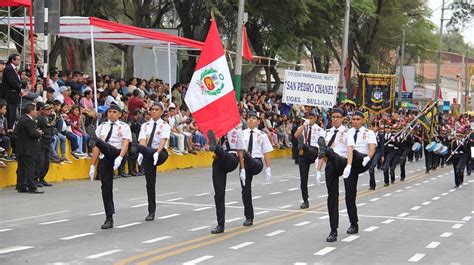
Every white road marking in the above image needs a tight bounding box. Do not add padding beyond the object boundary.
[396,190,403,193]
[422,202,431,206]
[279,179,289,182]
[225,201,238,205]
[406,186,413,189]
[142,236,172,244]
[441,193,448,196]
[265,230,286,237]
[225,188,234,192]
[195,193,210,197]
[370,198,380,202]
[187,226,211,232]
[166,198,184,202]
[255,211,270,215]
[88,212,105,216]
[469,180,474,183]
[39,219,70,225]
[117,222,141,228]
[409,170,415,174]
[356,203,366,207]
[450,170,454,173]
[440,232,452,237]
[432,177,439,180]
[288,188,299,191]
[0,210,71,224]
[382,219,395,224]
[383,193,392,197]
[340,209,348,213]
[158,214,181,219]
[60,233,94,240]
[452,224,463,229]
[193,207,213,212]
[408,253,425,262]
[308,184,316,187]
[279,205,293,209]
[85,249,122,259]
[0,228,13,232]
[364,226,379,232]
[318,194,328,198]
[318,215,329,220]
[414,183,421,186]
[425,242,440,249]
[449,189,456,192]
[462,216,472,221]
[398,213,409,217]
[432,197,440,200]
[131,203,147,208]
[183,255,214,265]
[411,206,421,211]
[294,263,307,265]
[444,173,449,175]
[229,242,254,250]
[270,192,282,195]
[226,218,242,223]
[0,246,35,254]
[342,235,359,242]
[252,196,262,199]
[294,221,311,227]
[416,169,422,171]
[423,180,429,184]
[314,247,336,256]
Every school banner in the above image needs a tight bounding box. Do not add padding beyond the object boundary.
[282,70,338,108]
[360,74,396,113]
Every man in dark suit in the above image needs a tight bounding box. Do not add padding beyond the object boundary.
[15,103,44,194]
[1,54,22,129]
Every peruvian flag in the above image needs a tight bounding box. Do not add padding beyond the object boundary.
[185,19,240,138]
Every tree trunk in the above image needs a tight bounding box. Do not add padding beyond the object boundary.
[269,65,280,92]
[242,65,261,92]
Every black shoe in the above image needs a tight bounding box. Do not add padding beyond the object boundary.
[211,224,225,234]
[368,187,375,190]
[243,219,253,226]
[40,181,53,187]
[426,169,430,174]
[300,201,309,209]
[130,172,138,177]
[384,183,389,187]
[28,188,44,194]
[101,217,114,229]
[145,213,155,221]
[207,130,217,152]
[391,180,395,184]
[317,137,327,159]
[400,178,405,182]
[347,223,359,234]
[35,181,44,187]
[17,187,28,193]
[326,230,337,242]
[120,172,130,178]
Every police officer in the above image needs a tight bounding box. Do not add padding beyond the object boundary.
[450,130,469,188]
[35,103,54,187]
[344,111,376,234]
[294,112,324,208]
[137,103,170,221]
[88,104,132,229]
[369,123,385,190]
[316,107,348,242]
[207,127,245,234]
[241,111,273,226]
[383,123,400,186]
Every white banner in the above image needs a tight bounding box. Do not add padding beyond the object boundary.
[282,70,338,108]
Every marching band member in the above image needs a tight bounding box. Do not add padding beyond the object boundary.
[368,123,385,190]
[450,129,469,188]
[383,123,400,186]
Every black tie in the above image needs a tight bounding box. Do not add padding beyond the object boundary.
[105,123,114,142]
[248,130,254,156]
[354,129,359,144]
[307,125,312,144]
[327,129,338,147]
[147,122,157,147]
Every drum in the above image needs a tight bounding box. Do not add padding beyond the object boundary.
[412,142,421,152]
[425,142,437,152]
[433,144,444,154]
[439,146,448,156]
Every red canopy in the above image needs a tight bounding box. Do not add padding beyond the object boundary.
[0,0,31,7]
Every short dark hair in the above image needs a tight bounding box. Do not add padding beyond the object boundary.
[0,99,7,109]
[24,103,36,114]
[132,89,140,97]
[7,54,19,64]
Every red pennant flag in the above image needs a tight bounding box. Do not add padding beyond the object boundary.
[438,85,443,100]
[344,55,350,83]
[402,75,407,92]
[242,25,253,61]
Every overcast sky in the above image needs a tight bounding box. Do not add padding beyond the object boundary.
[427,0,474,46]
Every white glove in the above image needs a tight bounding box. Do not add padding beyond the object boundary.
[113,156,123,170]
[153,152,159,166]
[343,165,352,179]
[362,156,371,167]
[137,153,144,166]
[99,153,105,159]
[316,171,322,186]
[240,169,246,186]
[265,167,272,181]
[89,165,95,181]
[303,119,310,126]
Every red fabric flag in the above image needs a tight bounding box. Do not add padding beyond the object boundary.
[438,85,443,100]
[242,25,253,61]
[402,75,407,92]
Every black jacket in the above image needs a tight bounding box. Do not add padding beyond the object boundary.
[1,63,22,103]
[37,114,54,148]
[14,115,42,156]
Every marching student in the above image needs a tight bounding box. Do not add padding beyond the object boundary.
[383,123,400,186]
[293,112,324,208]
[207,127,245,234]
[137,103,170,221]
[88,104,131,229]
[450,129,469,188]
[368,123,384,190]
[241,111,273,227]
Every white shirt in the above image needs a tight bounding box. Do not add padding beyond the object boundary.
[222,128,246,152]
[95,120,132,150]
[138,118,171,149]
[242,128,273,158]
[303,123,325,147]
[324,125,348,158]
[346,126,376,155]
[49,79,60,98]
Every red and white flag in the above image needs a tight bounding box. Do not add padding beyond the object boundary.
[185,19,240,137]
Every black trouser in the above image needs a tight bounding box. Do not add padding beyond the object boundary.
[345,150,370,225]
[415,146,422,160]
[432,153,440,169]
[407,150,414,161]
[399,149,410,180]
[323,148,347,231]
[212,146,239,226]
[298,145,318,203]
[96,139,121,217]
[7,102,18,129]
[242,154,264,220]
[35,147,50,182]
[16,155,36,190]
[452,154,467,187]
[369,150,383,189]
[138,145,168,215]
[383,150,400,184]
[424,149,432,171]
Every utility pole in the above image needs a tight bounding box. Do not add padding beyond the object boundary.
[339,0,351,102]
[460,50,464,111]
[233,0,245,101]
[435,0,445,101]
[398,30,405,108]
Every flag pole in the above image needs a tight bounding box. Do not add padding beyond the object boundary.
[233,0,245,102]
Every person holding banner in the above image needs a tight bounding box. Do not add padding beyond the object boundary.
[207,128,245,234]
[136,103,170,222]
[293,112,324,208]
[241,111,273,227]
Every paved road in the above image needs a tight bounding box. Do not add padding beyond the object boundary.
[0,158,473,264]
